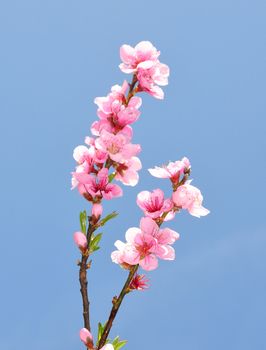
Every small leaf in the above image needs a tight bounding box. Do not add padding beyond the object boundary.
[112,337,127,350]
[98,211,118,227]
[108,172,116,183]
[116,340,127,350]
[112,336,120,346]
[90,233,102,253]
[91,233,102,247]
[79,210,87,234]
[97,322,105,343]
[91,246,100,252]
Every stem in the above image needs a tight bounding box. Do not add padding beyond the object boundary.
[79,254,91,331]
[78,219,98,332]
[125,74,138,105]
[97,265,139,349]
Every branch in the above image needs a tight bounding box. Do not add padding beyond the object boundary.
[79,218,98,332]
[97,265,139,349]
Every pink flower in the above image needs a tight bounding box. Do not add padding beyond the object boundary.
[172,184,210,218]
[137,189,174,220]
[94,81,128,113]
[129,274,149,291]
[112,229,159,271]
[95,130,141,163]
[115,156,142,186]
[137,62,170,99]
[80,328,93,348]
[73,168,122,201]
[148,157,190,184]
[111,217,179,271]
[119,41,169,99]
[73,232,87,252]
[119,41,160,73]
[140,217,179,260]
[94,82,142,133]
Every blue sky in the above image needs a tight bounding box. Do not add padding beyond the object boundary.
[0,0,265,349]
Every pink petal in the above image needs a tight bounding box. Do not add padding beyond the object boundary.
[139,254,158,271]
[161,245,175,260]
[102,183,123,200]
[140,216,159,236]
[73,145,90,163]
[158,228,179,244]
[123,244,140,265]
[148,166,170,178]
[136,191,150,210]
[125,227,141,244]
[189,206,210,218]
[137,60,155,70]
[120,44,135,64]
[73,172,93,185]
[128,96,142,109]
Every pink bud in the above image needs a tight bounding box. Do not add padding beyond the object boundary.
[92,203,103,219]
[79,328,93,348]
[74,232,87,251]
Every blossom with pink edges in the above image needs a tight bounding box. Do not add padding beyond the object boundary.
[148,157,191,184]
[111,217,179,271]
[73,232,87,252]
[119,41,160,73]
[172,183,210,218]
[115,156,142,186]
[137,61,169,99]
[140,216,179,260]
[94,82,142,132]
[95,130,141,163]
[119,41,169,99]
[111,229,159,271]
[72,168,122,201]
[137,189,174,220]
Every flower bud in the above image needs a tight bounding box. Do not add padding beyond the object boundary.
[92,203,103,219]
[73,232,87,252]
[79,328,93,348]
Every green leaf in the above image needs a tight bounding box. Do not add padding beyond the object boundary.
[90,233,102,252]
[79,210,87,234]
[91,246,100,252]
[112,337,127,350]
[91,233,102,247]
[108,172,116,183]
[97,322,105,343]
[98,211,118,227]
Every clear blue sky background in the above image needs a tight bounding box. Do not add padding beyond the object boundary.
[1,1,265,349]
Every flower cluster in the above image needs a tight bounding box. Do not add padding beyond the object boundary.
[111,157,209,271]
[120,41,170,99]
[72,41,169,221]
[72,41,210,350]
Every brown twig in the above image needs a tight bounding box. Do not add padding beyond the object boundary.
[125,74,138,105]
[97,265,139,349]
[79,218,98,332]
